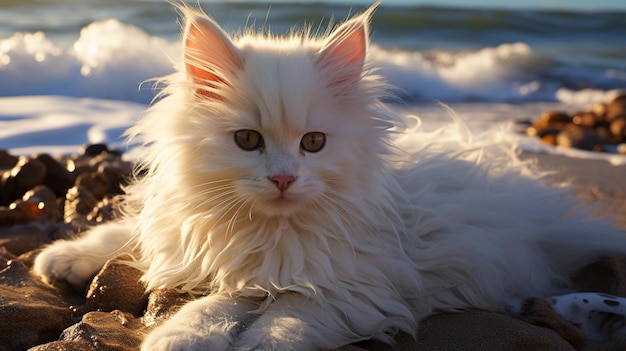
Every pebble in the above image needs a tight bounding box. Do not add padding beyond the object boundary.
[0,150,19,170]
[1,156,47,205]
[35,153,75,198]
[81,143,110,157]
[527,93,626,152]
[86,255,148,317]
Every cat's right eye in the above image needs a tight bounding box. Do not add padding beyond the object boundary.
[234,129,264,151]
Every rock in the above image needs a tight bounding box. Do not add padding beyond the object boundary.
[415,309,575,351]
[572,111,599,129]
[0,259,78,350]
[31,310,146,351]
[22,185,63,222]
[87,255,148,317]
[607,94,626,121]
[535,111,572,129]
[35,154,76,198]
[81,143,110,157]
[541,133,557,146]
[556,124,603,151]
[142,289,193,327]
[0,246,16,265]
[0,150,19,170]
[618,143,626,155]
[87,196,117,224]
[64,185,99,225]
[518,298,585,349]
[526,125,560,138]
[610,116,626,141]
[75,171,112,200]
[0,224,52,256]
[1,156,47,205]
[591,102,608,122]
[572,255,626,296]
[0,204,34,226]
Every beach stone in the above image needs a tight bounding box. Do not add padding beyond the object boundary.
[572,111,599,129]
[65,156,95,177]
[1,156,47,205]
[35,153,75,197]
[64,185,99,225]
[0,258,75,350]
[618,143,626,155]
[0,204,33,226]
[572,255,626,296]
[23,185,62,222]
[541,133,558,146]
[0,246,16,264]
[536,111,572,128]
[526,125,559,138]
[518,298,585,349]
[556,124,603,151]
[86,255,148,317]
[75,171,112,200]
[0,150,18,170]
[142,289,194,327]
[0,223,51,256]
[87,196,117,224]
[415,310,574,350]
[607,94,626,121]
[610,116,626,140]
[81,143,110,157]
[591,102,608,121]
[32,310,146,351]
[100,165,131,193]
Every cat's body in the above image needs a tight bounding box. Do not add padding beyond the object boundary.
[34,4,626,351]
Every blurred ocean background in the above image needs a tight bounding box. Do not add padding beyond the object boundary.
[0,0,625,159]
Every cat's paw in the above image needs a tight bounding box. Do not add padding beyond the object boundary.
[141,324,231,351]
[234,317,312,351]
[33,240,104,287]
[547,292,626,341]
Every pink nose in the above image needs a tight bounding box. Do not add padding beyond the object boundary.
[269,174,296,191]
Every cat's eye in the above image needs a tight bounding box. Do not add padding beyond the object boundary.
[300,132,326,153]
[234,129,264,151]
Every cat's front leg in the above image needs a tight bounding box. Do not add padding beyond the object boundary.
[234,293,356,351]
[33,221,133,287]
[141,294,258,351]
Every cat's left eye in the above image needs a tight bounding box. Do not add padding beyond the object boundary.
[300,132,326,153]
[234,129,264,151]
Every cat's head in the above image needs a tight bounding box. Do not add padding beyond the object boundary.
[168,4,395,219]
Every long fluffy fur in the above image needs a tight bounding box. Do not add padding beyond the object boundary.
[34,4,626,350]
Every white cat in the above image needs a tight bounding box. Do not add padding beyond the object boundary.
[34,4,626,351]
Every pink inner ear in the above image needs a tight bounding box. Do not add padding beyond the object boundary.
[323,22,366,66]
[318,18,368,87]
[184,16,242,99]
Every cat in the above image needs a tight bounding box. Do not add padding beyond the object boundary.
[33,3,626,351]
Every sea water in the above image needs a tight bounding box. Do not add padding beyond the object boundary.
[0,1,624,162]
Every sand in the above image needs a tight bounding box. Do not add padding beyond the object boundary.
[523,152,626,228]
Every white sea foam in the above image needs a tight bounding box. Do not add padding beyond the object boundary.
[0,19,178,103]
[1,19,623,104]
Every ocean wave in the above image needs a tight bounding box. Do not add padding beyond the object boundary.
[0,19,177,103]
[0,17,624,104]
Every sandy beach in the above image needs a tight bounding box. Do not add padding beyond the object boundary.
[522,152,626,228]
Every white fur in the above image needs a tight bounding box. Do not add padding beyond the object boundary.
[33,4,626,351]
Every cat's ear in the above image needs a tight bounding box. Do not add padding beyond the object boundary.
[183,12,242,99]
[317,5,375,87]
